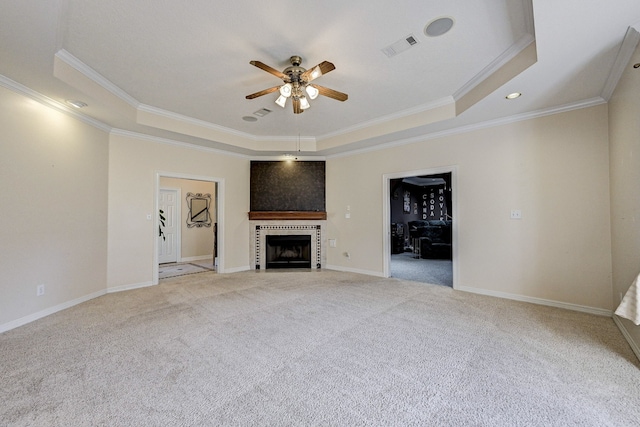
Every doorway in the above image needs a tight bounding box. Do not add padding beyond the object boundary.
[383,167,457,288]
[154,172,224,284]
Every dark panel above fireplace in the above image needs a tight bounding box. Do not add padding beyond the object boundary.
[250,161,325,213]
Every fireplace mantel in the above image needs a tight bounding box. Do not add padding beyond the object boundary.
[248,211,327,221]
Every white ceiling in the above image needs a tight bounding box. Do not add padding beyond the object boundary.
[1,1,639,157]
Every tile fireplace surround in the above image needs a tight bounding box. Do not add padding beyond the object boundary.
[250,220,326,270]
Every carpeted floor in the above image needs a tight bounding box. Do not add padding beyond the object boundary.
[1,270,639,426]
[391,252,453,286]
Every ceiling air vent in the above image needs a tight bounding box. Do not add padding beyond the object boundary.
[382,34,419,58]
[253,108,272,117]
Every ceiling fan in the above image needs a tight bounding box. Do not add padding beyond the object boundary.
[246,55,348,114]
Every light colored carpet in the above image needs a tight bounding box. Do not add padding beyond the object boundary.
[1,270,639,426]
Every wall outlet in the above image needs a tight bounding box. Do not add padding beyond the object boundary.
[510,209,522,219]
[37,284,45,296]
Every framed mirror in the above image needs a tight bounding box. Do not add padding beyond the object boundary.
[186,192,212,228]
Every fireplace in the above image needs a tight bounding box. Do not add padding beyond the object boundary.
[265,235,311,269]
[252,224,323,270]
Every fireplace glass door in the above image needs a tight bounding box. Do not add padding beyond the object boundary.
[265,235,312,269]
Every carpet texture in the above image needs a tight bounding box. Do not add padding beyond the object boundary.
[1,270,639,426]
[390,252,453,286]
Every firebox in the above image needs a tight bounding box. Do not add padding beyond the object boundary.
[265,235,312,269]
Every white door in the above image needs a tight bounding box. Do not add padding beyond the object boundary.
[159,189,178,263]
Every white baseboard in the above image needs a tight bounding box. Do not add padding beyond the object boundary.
[324,264,386,278]
[456,285,612,317]
[107,281,154,293]
[613,315,640,362]
[0,289,106,334]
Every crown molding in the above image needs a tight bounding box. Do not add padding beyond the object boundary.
[601,23,640,101]
[454,0,535,101]
[316,96,454,143]
[137,103,251,139]
[52,25,536,155]
[55,49,139,108]
[53,51,322,149]
[326,97,606,159]
[453,33,535,102]
[0,73,112,133]
[2,68,605,162]
[523,0,535,36]
[109,128,250,158]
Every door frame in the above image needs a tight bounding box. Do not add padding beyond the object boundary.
[158,187,181,264]
[154,172,225,284]
[382,165,458,289]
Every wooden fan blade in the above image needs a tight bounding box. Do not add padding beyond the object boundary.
[246,86,280,99]
[301,61,335,82]
[292,98,303,114]
[313,84,348,102]
[250,60,286,79]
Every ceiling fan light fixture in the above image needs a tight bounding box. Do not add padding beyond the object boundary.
[305,85,319,100]
[299,96,310,110]
[275,95,287,108]
[279,83,292,97]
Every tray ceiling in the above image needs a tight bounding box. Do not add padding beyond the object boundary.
[1,1,639,156]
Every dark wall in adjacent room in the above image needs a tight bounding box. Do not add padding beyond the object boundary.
[250,161,326,212]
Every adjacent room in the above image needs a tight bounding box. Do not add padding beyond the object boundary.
[2,1,640,425]
[390,173,453,286]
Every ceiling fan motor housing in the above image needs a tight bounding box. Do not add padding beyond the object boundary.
[283,56,306,83]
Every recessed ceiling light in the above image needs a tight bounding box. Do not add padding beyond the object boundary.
[424,17,454,37]
[66,100,87,108]
[242,116,258,122]
[505,92,522,100]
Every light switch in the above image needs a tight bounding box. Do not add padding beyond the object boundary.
[329,239,337,247]
[345,213,351,219]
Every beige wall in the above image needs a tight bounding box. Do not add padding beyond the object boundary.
[609,41,640,350]
[0,77,619,330]
[107,133,249,289]
[160,177,216,261]
[326,105,613,311]
[0,86,109,327]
